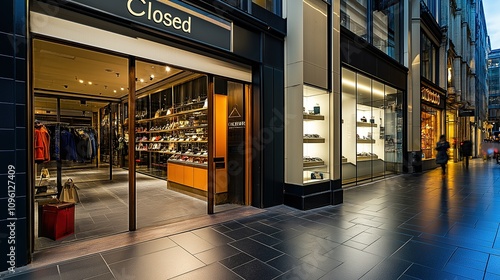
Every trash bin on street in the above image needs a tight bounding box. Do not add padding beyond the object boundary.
[412,151,422,173]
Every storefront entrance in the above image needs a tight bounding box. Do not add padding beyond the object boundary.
[31,38,251,250]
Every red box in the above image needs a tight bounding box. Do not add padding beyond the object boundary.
[41,203,75,240]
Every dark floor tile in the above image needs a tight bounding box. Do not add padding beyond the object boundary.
[192,227,234,246]
[221,221,244,230]
[170,262,240,280]
[349,217,383,228]
[250,233,281,246]
[318,259,378,280]
[487,255,500,276]
[212,224,232,234]
[229,238,283,262]
[343,240,368,250]
[391,240,456,270]
[403,263,472,280]
[485,272,500,280]
[300,252,342,272]
[362,236,406,258]
[219,252,254,269]
[443,262,484,279]
[447,224,497,243]
[170,232,215,254]
[271,228,303,241]
[323,244,383,267]
[245,222,281,235]
[2,266,60,280]
[108,246,204,279]
[85,273,115,280]
[266,254,303,272]
[351,232,381,246]
[59,255,110,280]
[102,237,177,264]
[274,262,328,280]
[359,256,412,280]
[447,247,488,271]
[194,244,241,264]
[232,259,281,280]
[223,226,259,240]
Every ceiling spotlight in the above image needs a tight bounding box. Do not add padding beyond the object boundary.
[88,81,93,85]
[113,90,117,93]
[140,78,144,83]
[150,75,155,81]
[121,87,125,91]
[79,79,84,84]
[166,66,171,72]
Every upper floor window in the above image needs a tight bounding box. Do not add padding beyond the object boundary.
[421,33,437,82]
[219,0,282,16]
[253,0,282,15]
[341,0,403,62]
[421,0,439,22]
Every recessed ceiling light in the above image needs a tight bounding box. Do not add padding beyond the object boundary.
[166,66,171,72]
[88,81,92,85]
[121,88,125,91]
[114,90,117,93]
[79,80,84,84]
[140,78,144,83]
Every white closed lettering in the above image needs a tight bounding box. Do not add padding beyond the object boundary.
[127,0,192,33]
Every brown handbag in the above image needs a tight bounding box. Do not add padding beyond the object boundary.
[59,178,80,204]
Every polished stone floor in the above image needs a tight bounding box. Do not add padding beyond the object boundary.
[6,158,500,279]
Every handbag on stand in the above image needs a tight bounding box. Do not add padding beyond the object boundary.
[59,178,80,203]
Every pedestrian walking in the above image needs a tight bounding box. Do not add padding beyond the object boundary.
[436,135,450,174]
[461,139,472,168]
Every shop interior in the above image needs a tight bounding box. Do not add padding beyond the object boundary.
[32,39,246,250]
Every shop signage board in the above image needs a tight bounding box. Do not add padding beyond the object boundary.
[459,108,475,117]
[66,0,232,51]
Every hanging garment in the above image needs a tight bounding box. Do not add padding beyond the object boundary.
[34,125,51,161]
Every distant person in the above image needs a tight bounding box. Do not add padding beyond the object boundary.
[436,135,450,175]
[461,139,472,168]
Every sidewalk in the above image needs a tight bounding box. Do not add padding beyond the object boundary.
[3,158,500,280]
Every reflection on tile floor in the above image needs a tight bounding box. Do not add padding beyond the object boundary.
[8,159,500,279]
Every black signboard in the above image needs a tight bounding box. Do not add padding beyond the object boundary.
[459,108,475,117]
[66,0,232,51]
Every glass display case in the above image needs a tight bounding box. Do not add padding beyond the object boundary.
[303,86,330,184]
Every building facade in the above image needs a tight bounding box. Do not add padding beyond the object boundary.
[1,0,286,272]
[0,0,492,273]
[441,0,488,163]
[488,50,500,132]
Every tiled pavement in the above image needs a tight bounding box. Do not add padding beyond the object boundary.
[5,158,500,279]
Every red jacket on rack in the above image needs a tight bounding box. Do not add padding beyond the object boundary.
[34,125,50,161]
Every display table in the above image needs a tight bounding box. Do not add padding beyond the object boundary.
[41,202,75,240]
